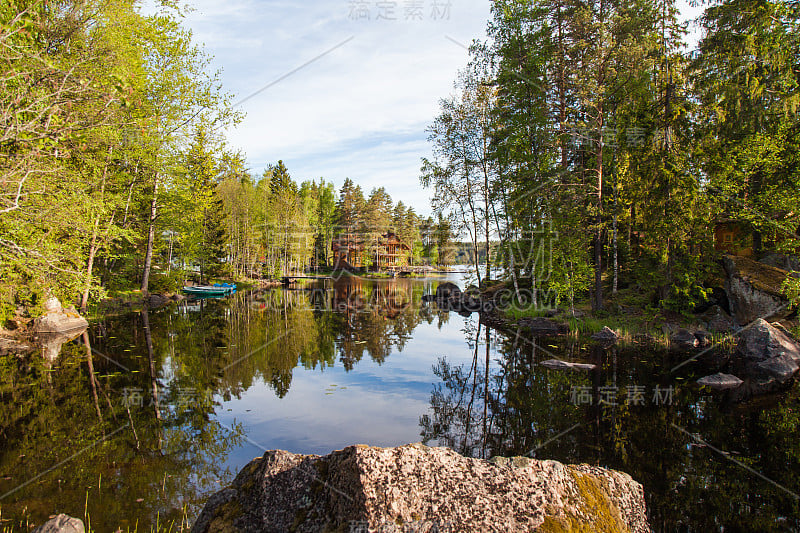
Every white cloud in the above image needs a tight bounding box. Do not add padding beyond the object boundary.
[145,0,707,214]
[154,0,491,214]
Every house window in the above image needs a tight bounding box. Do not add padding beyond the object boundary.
[723,234,733,243]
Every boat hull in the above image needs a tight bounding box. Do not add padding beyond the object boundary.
[182,285,235,296]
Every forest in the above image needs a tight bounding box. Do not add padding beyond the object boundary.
[0,0,454,322]
[1,0,799,324]
[422,0,800,313]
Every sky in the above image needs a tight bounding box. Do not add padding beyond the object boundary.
[145,0,704,217]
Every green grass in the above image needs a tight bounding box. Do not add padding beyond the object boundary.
[497,286,709,346]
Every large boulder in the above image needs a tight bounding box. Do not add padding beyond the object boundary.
[34,297,88,334]
[32,514,84,533]
[721,255,793,325]
[736,319,800,363]
[734,319,800,391]
[435,282,462,300]
[191,444,649,533]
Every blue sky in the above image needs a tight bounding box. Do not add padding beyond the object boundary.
[149,0,491,215]
[146,0,703,216]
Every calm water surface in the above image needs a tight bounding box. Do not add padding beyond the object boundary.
[0,276,798,531]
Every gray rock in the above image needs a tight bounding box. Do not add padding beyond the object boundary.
[540,359,597,371]
[670,329,699,350]
[700,305,735,333]
[43,297,62,313]
[722,255,792,325]
[521,317,570,336]
[752,353,799,383]
[148,294,168,308]
[736,319,800,363]
[32,514,84,533]
[697,373,743,391]
[591,326,619,343]
[435,282,461,300]
[191,444,649,533]
[759,252,800,272]
[34,298,88,334]
[733,319,800,391]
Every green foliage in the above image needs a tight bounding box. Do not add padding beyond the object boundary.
[785,276,800,309]
[0,0,239,308]
[420,0,798,314]
[147,270,185,294]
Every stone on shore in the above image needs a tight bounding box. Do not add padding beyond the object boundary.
[734,319,800,392]
[520,317,570,336]
[191,444,649,533]
[32,514,84,533]
[697,373,743,391]
[722,255,793,325]
[736,319,800,363]
[435,282,461,300]
[34,297,88,334]
[591,326,620,343]
[670,329,699,350]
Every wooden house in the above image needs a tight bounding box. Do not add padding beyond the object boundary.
[713,218,754,257]
[713,213,800,258]
[378,232,411,268]
[332,231,411,270]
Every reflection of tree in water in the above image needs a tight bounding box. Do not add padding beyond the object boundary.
[0,279,463,529]
[419,320,487,457]
[421,324,800,532]
[331,278,426,370]
[0,306,245,531]
[172,280,440,398]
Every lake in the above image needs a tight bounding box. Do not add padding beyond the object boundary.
[0,276,798,531]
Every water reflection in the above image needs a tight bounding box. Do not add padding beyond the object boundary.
[0,276,797,531]
[421,330,800,532]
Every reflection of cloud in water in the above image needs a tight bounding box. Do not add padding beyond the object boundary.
[216,318,480,468]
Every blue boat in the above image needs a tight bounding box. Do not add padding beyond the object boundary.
[182,283,237,297]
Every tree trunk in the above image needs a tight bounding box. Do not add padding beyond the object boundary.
[593,126,604,312]
[612,169,618,294]
[485,163,491,283]
[142,306,163,450]
[80,147,111,312]
[141,173,159,293]
[593,0,606,313]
